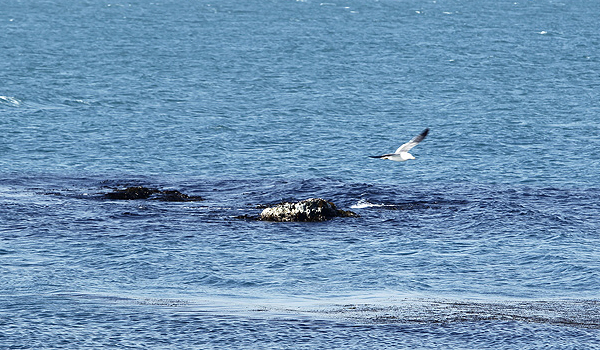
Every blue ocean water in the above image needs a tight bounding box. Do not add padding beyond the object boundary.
[2,0,600,348]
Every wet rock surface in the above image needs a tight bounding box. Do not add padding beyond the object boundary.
[104,186,204,202]
[259,198,358,222]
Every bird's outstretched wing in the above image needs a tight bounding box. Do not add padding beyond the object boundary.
[369,154,393,158]
[394,128,429,154]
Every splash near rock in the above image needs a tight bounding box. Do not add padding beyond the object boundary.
[260,198,358,222]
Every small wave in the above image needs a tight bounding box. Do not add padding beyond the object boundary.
[0,95,21,106]
[54,292,190,307]
[63,98,92,106]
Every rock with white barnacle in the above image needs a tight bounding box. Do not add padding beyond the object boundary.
[259,198,358,222]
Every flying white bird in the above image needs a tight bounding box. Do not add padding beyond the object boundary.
[370,128,429,162]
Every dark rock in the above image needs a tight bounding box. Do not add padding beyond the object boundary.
[105,186,158,200]
[233,214,258,220]
[104,186,204,202]
[259,198,358,222]
[158,190,204,202]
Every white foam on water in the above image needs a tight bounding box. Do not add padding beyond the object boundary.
[351,199,390,209]
[0,96,21,106]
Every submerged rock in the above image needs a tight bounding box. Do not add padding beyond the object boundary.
[104,186,203,202]
[157,190,204,202]
[260,198,358,222]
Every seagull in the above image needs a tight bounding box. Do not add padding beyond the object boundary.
[370,128,429,162]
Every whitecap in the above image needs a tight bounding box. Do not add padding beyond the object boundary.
[351,199,387,209]
[0,96,21,106]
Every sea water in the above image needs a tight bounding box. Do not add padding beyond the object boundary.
[2,0,600,348]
